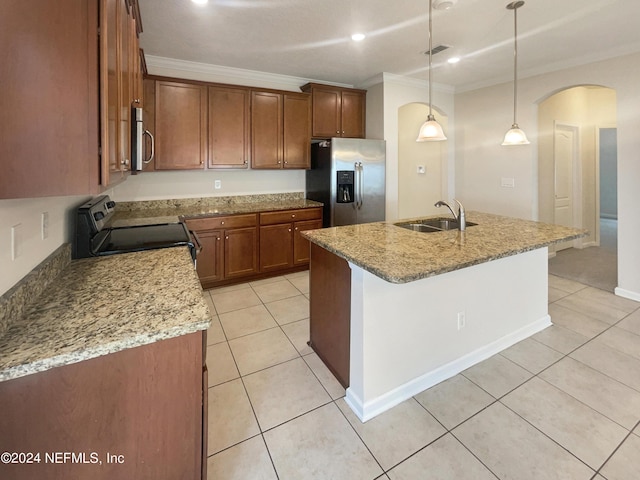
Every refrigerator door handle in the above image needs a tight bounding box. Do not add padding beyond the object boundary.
[353,162,359,210]
[357,162,364,209]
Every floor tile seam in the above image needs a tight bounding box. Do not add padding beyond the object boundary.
[205,431,263,460]
[446,429,503,480]
[496,397,599,474]
[258,399,336,437]
[573,321,640,368]
[496,350,566,377]
[300,352,345,401]
[552,300,627,326]
[533,374,638,433]
[568,350,640,396]
[236,351,304,379]
[379,430,451,476]
[591,421,640,476]
[258,431,282,480]
[528,325,590,354]
[220,314,281,341]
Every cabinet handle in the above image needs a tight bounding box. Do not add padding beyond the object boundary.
[291,214,296,218]
[225,236,229,240]
[244,159,248,165]
[221,221,225,225]
[288,228,292,232]
[342,131,345,135]
[336,130,340,134]
[295,227,299,231]
[216,237,221,241]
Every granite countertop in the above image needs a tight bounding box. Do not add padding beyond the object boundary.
[110,194,323,227]
[0,247,210,382]
[302,212,587,284]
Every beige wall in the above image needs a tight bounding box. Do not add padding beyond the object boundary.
[398,104,447,219]
[537,86,617,246]
[455,52,640,299]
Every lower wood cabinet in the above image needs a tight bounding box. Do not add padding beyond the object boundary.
[186,208,322,288]
[0,332,206,480]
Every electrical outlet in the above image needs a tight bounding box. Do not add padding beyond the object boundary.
[214,180,222,190]
[417,165,426,174]
[11,223,22,261]
[501,177,515,188]
[457,311,466,330]
[41,212,49,240]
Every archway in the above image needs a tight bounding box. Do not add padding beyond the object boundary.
[537,85,618,291]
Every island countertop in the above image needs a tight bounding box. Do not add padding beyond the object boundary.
[0,247,210,382]
[302,212,586,284]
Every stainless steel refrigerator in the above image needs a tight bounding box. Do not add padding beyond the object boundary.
[306,138,386,227]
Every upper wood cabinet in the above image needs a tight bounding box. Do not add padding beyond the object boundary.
[0,0,100,198]
[301,83,366,139]
[208,85,250,169]
[154,80,207,170]
[251,90,311,169]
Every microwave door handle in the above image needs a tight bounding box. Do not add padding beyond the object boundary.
[143,130,155,164]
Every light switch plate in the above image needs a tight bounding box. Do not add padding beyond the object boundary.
[11,223,22,260]
[501,177,515,188]
[41,212,49,240]
[417,165,426,174]
[214,180,222,190]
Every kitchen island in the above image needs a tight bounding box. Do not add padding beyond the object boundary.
[302,212,585,422]
[0,245,210,480]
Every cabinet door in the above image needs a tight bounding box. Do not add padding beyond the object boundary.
[1,0,99,198]
[101,0,121,186]
[251,91,283,169]
[310,87,341,138]
[341,90,366,138]
[209,86,250,169]
[195,230,224,284]
[117,0,132,172]
[155,81,207,169]
[293,219,323,265]
[260,224,293,272]
[283,93,311,169]
[224,227,259,278]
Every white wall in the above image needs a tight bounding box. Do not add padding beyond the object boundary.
[0,195,89,295]
[455,52,640,299]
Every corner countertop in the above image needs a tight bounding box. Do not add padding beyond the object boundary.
[110,194,323,227]
[302,212,587,284]
[0,247,210,382]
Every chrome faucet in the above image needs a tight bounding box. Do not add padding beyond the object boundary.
[434,199,466,231]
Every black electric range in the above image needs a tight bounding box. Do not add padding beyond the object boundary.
[73,195,198,261]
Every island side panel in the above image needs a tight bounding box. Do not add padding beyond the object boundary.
[346,248,550,422]
[309,243,351,388]
[0,332,204,480]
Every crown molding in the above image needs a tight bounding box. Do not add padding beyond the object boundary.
[380,72,456,94]
[144,55,354,89]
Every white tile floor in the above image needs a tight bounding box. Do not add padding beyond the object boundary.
[203,271,640,480]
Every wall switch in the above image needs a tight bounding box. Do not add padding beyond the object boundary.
[417,165,426,174]
[501,177,515,188]
[41,212,49,240]
[11,223,22,261]
[457,311,466,330]
[214,180,222,190]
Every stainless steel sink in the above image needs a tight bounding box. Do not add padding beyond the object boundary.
[394,217,477,233]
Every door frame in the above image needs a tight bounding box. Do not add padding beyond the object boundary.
[553,121,583,249]
[594,124,617,247]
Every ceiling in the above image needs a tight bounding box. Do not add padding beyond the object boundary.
[137,0,640,91]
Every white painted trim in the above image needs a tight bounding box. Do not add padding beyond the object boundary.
[615,287,640,302]
[346,315,552,423]
[144,55,354,89]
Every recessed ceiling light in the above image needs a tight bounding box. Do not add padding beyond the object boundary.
[448,57,461,64]
[434,0,457,10]
[191,0,208,4]
[351,33,366,42]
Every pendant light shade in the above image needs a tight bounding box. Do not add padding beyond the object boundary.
[502,1,529,146]
[417,0,447,142]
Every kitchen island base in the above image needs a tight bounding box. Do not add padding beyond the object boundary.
[310,245,551,422]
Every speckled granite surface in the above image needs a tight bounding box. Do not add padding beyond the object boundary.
[0,244,71,339]
[302,212,587,284]
[110,193,323,227]
[0,248,210,382]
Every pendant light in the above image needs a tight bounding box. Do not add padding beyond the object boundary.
[417,0,447,142]
[502,1,529,145]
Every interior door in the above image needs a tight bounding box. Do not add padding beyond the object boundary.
[554,124,578,251]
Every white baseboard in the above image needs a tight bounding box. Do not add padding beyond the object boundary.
[345,315,552,423]
[615,287,640,302]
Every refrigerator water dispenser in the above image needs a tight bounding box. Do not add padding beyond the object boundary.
[337,171,354,203]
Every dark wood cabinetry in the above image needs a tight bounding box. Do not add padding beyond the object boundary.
[154,80,208,170]
[0,0,99,198]
[208,85,251,168]
[186,208,322,288]
[251,90,311,169]
[0,332,206,480]
[185,214,259,289]
[301,83,366,139]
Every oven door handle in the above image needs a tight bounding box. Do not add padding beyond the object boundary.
[190,230,203,255]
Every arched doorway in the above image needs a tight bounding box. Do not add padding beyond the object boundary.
[397,103,448,219]
[537,86,618,291]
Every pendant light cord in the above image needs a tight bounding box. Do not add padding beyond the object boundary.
[512,3,518,126]
[428,0,433,118]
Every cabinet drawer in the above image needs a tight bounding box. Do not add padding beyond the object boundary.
[185,213,257,231]
[260,208,322,225]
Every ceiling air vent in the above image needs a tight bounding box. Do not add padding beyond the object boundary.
[422,45,450,56]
